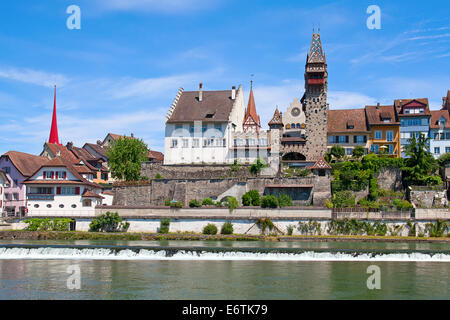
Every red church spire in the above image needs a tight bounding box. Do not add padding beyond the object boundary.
[243,80,261,133]
[49,85,61,145]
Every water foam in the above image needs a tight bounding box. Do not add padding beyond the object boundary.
[0,247,449,262]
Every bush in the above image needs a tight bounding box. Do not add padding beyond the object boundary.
[257,218,274,234]
[331,145,345,160]
[249,158,266,175]
[203,224,218,235]
[189,199,202,208]
[221,222,234,235]
[89,212,129,233]
[426,220,448,237]
[154,173,163,180]
[159,219,170,234]
[261,195,279,208]
[226,196,239,212]
[332,191,355,208]
[24,218,73,231]
[169,201,183,209]
[164,198,171,206]
[287,225,295,236]
[424,175,443,186]
[352,146,365,158]
[202,198,215,206]
[278,193,293,208]
[242,190,261,206]
[324,200,333,209]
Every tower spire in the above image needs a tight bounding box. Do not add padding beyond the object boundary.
[243,80,261,133]
[48,85,61,145]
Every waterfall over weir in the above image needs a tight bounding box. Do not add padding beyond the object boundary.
[0,244,449,262]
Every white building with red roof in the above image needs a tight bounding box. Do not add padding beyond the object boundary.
[23,157,105,217]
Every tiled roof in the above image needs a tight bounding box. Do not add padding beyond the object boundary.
[327,109,369,133]
[268,108,283,126]
[309,158,332,170]
[148,150,164,162]
[46,143,96,173]
[365,105,399,126]
[83,143,108,159]
[243,88,261,128]
[394,98,431,116]
[82,190,104,199]
[430,110,450,129]
[1,151,49,177]
[166,89,236,123]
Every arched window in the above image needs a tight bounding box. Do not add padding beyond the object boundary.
[286,124,291,129]
[291,123,295,128]
[296,123,301,129]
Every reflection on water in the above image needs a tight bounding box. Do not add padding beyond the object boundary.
[0,240,448,300]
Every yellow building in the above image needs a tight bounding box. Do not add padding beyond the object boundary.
[365,104,401,158]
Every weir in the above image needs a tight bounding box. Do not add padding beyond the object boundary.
[0,244,449,262]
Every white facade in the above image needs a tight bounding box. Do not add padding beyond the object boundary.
[282,98,306,137]
[430,116,450,159]
[25,166,103,217]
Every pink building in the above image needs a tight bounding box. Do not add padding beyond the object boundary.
[0,151,48,217]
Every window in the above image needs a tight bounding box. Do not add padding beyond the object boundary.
[175,124,182,130]
[386,131,393,142]
[4,193,9,200]
[182,139,189,148]
[83,199,92,207]
[202,125,207,133]
[328,136,335,144]
[13,193,18,200]
[59,204,64,208]
[13,179,18,187]
[434,147,441,154]
[215,124,222,131]
[446,133,450,140]
[434,132,440,140]
[189,125,194,134]
[192,139,199,148]
[234,149,237,159]
[171,139,178,148]
[34,204,39,208]
[29,187,53,195]
[296,123,301,129]
[375,131,382,140]
[446,147,450,153]
[346,148,352,155]
[245,149,249,158]
[46,204,52,208]
[71,204,77,208]
[389,144,394,155]
[354,136,366,143]
[2,167,10,174]
[338,136,348,144]
[60,187,76,195]
[374,145,380,154]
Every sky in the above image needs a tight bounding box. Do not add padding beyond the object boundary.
[1,0,449,155]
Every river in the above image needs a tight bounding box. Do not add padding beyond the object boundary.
[0,240,448,299]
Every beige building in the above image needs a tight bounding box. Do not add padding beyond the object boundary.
[327,109,370,156]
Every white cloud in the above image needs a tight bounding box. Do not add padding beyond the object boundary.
[407,33,450,41]
[95,0,220,13]
[0,67,70,88]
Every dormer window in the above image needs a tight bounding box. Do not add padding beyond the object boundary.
[346,120,355,130]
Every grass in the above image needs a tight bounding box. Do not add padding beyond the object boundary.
[1,230,448,242]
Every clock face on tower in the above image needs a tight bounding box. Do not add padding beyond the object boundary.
[291,107,301,117]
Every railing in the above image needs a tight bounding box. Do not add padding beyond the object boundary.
[27,194,54,200]
[332,208,413,220]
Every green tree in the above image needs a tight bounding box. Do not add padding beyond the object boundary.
[403,134,438,186]
[352,146,365,158]
[330,145,345,160]
[107,136,149,181]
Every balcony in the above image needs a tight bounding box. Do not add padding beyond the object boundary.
[27,194,54,201]
[307,79,324,85]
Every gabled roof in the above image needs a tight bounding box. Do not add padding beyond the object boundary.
[243,88,261,128]
[394,98,431,116]
[45,143,96,173]
[1,151,49,177]
[24,156,102,189]
[166,89,237,123]
[83,143,108,159]
[430,110,450,129]
[268,107,283,126]
[327,109,369,133]
[82,189,104,199]
[309,158,332,170]
[365,105,399,126]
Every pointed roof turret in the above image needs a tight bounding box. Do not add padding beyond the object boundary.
[268,107,283,127]
[243,81,261,132]
[307,32,326,64]
[49,85,61,145]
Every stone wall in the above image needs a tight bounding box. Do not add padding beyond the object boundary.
[141,163,257,180]
[375,167,403,191]
[112,176,332,207]
[409,188,448,208]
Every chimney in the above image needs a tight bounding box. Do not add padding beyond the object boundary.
[376,103,380,110]
[97,140,102,145]
[443,97,447,109]
[131,133,134,138]
[231,86,236,100]
[199,83,203,102]
[66,141,73,150]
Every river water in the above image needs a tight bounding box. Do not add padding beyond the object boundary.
[0,240,448,299]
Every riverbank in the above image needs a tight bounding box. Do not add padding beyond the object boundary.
[0,230,449,243]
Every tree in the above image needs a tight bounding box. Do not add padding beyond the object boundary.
[330,145,345,160]
[106,136,149,181]
[403,134,438,186]
[352,146,365,158]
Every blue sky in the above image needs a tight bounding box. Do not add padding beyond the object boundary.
[1,0,449,155]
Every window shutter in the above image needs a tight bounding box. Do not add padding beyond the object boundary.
[353,136,357,143]
[364,136,367,143]
[75,187,80,195]
[55,172,59,179]
[43,171,46,179]
[346,136,349,143]
[51,171,54,179]
[56,187,61,195]
[63,172,67,179]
